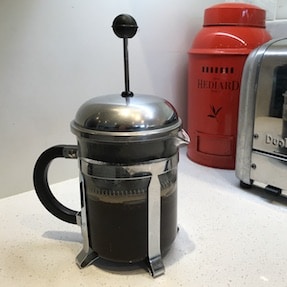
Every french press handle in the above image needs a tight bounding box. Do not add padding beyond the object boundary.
[33,145,78,224]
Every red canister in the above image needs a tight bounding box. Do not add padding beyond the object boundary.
[187,3,271,169]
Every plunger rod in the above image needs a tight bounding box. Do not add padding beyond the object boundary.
[122,38,133,99]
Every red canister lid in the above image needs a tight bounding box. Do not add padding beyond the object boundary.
[204,3,266,27]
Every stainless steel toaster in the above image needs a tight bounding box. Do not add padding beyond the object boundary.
[236,38,287,196]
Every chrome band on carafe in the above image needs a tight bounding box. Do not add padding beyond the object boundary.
[76,153,178,276]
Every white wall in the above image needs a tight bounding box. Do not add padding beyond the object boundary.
[2,0,271,198]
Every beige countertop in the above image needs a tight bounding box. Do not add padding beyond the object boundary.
[1,148,287,286]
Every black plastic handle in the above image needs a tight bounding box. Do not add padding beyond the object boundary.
[33,145,79,224]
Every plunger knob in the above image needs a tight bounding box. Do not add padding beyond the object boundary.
[112,14,138,39]
[112,14,138,100]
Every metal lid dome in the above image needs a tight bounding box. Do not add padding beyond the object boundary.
[71,94,181,141]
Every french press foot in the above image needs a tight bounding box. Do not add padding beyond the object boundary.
[146,255,165,278]
[76,211,99,268]
[76,247,99,268]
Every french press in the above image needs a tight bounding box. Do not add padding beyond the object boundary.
[33,14,189,277]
